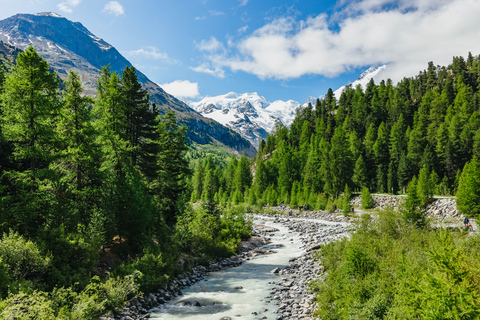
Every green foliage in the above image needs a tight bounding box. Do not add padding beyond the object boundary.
[174,204,251,259]
[456,157,480,217]
[361,186,375,209]
[312,209,480,320]
[342,184,352,215]
[403,176,427,227]
[0,231,50,281]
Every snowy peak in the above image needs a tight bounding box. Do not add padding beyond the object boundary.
[334,65,387,97]
[35,12,63,18]
[190,92,300,147]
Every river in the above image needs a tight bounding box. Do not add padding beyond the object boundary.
[149,216,309,320]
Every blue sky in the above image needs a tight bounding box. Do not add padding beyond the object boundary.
[1,0,480,103]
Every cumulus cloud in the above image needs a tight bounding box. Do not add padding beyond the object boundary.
[160,80,200,99]
[196,37,225,52]
[197,0,480,83]
[191,63,225,78]
[57,0,81,13]
[103,1,124,16]
[124,46,178,64]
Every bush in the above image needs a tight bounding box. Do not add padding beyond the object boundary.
[456,157,480,217]
[114,252,170,293]
[311,208,480,319]
[0,231,50,280]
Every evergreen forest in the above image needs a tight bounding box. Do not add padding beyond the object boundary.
[2,44,480,319]
[192,53,480,217]
[0,47,251,318]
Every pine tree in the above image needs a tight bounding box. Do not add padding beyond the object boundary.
[190,159,204,202]
[121,66,158,177]
[361,186,375,209]
[328,125,353,196]
[403,176,426,227]
[54,71,100,229]
[374,121,389,167]
[1,46,60,235]
[342,184,352,215]
[234,153,252,194]
[352,155,367,190]
[153,111,189,226]
[253,157,268,194]
[456,157,480,217]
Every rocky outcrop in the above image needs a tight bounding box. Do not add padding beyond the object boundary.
[350,194,460,219]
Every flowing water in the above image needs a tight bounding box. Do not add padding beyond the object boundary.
[149,217,313,320]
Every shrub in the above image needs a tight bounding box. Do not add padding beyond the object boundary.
[0,231,50,280]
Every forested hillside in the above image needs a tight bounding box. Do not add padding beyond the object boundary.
[0,47,250,318]
[191,52,480,214]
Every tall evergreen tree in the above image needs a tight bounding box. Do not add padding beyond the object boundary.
[1,46,60,235]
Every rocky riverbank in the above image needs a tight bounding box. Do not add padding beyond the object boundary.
[102,226,280,320]
[103,211,351,320]
[255,215,350,320]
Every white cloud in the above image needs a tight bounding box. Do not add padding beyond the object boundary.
[103,1,124,16]
[191,63,225,78]
[239,0,248,6]
[196,37,225,52]
[238,25,249,34]
[124,46,176,62]
[57,0,81,13]
[160,80,200,99]
[198,0,480,83]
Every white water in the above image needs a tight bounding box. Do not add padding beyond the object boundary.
[149,217,313,320]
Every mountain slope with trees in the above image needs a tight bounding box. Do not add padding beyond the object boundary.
[189,53,480,220]
[0,13,256,156]
[0,47,251,319]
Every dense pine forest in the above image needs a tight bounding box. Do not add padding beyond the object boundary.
[2,43,480,319]
[0,47,250,318]
[192,53,480,217]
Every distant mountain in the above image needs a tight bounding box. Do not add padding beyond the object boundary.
[189,92,300,147]
[334,65,387,98]
[0,13,255,156]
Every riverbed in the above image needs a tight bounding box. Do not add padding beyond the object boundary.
[149,215,349,320]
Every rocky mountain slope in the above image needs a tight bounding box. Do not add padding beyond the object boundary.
[189,92,300,147]
[0,13,255,156]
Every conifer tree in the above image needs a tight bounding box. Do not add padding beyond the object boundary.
[234,153,252,194]
[1,46,60,235]
[352,155,366,190]
[190,159,204,202]
[54,71,100,229]
[373,121,389,167]
[328,125,353,196]
[361,186,375,209]
[456,157,480,217]
[121,66,158,177]
[342,184,352,215]
[153,111,189,226]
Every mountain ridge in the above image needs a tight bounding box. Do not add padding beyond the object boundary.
[0,12,256,156]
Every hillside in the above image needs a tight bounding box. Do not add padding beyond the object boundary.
[0,13,255,156]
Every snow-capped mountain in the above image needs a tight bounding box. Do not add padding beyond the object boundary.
[334,65,387,98]
[188,65,387,149]
[189,92,300,147]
